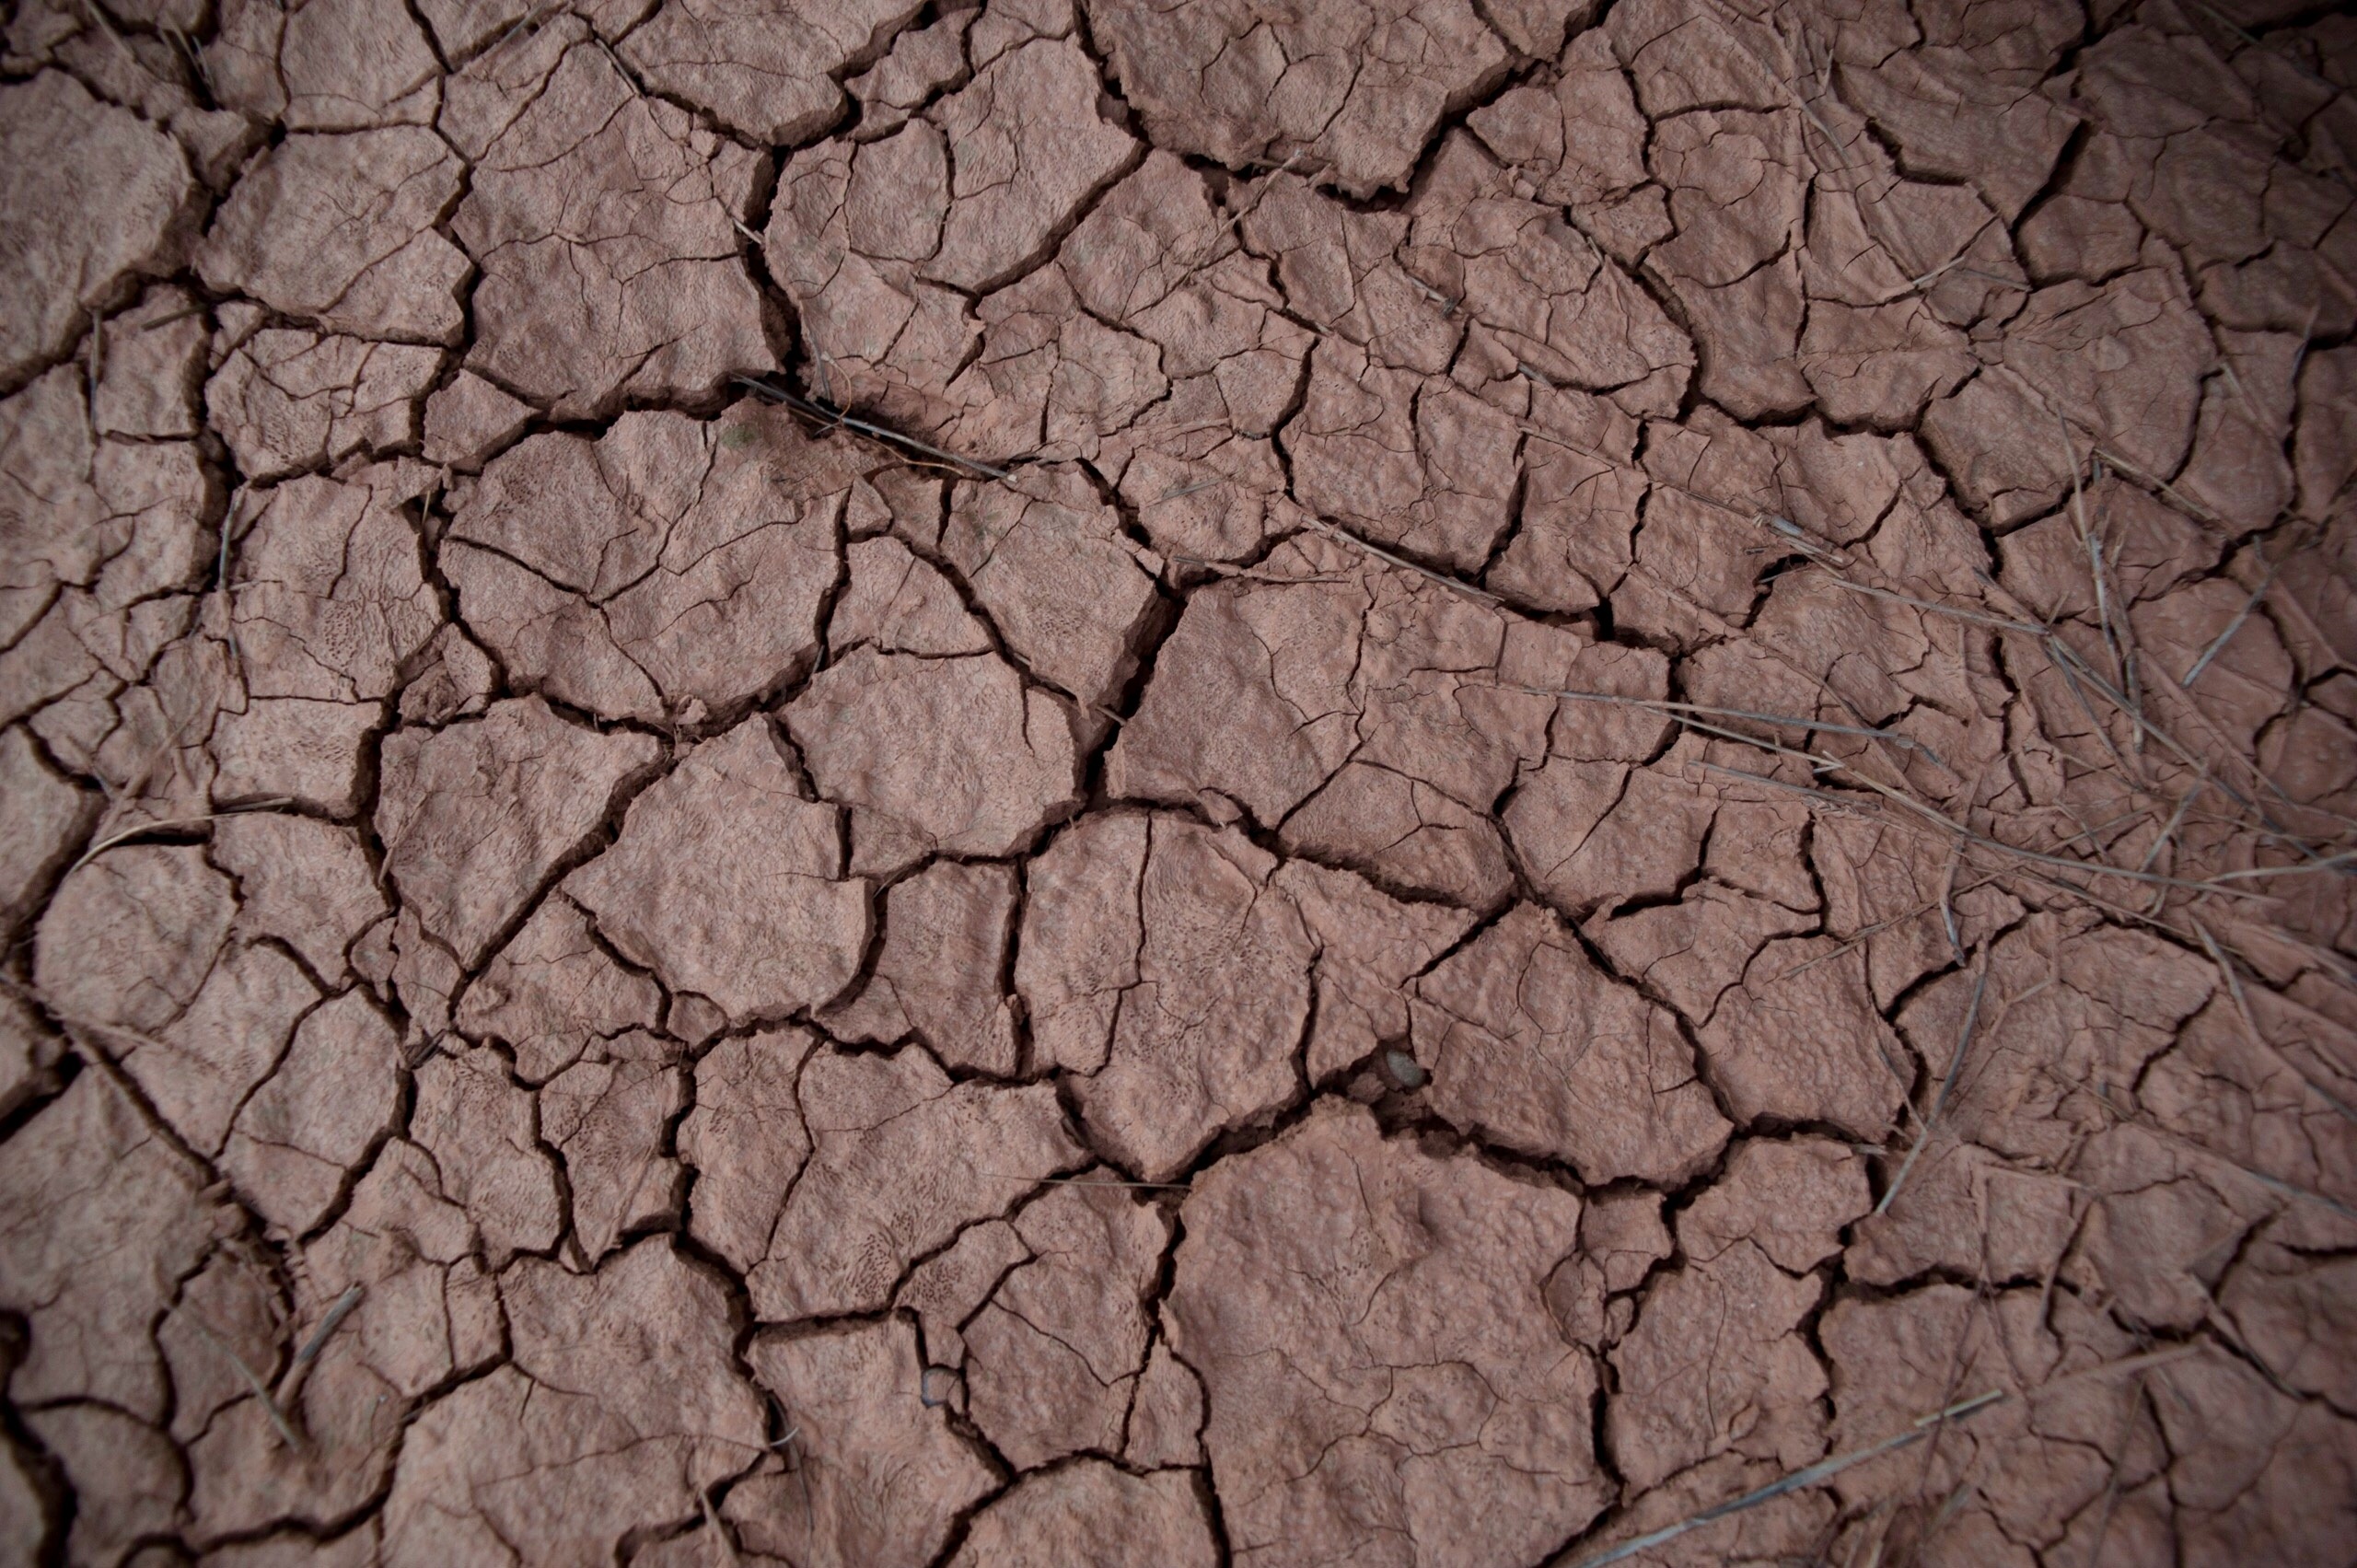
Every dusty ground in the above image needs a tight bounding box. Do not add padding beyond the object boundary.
[3,0,2356,1563]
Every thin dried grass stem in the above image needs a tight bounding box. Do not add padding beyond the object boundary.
[2190,919,2357,1125]
[2090,447,2225,528]
[1939,843,1966,965]
[87,311,104,438]
[1875,958,1991,1216]
[1769,877,2003,983]
[1543,688,1948,770]
[2058,419,2127,695]
[274,1282,365,1407]
[2040,633,2357,848]
[290,1285,364,1374]
[697,1481,746,1566]
[1552,1348,2196,1568]
[733,376,1013,480]
[596,34,642,95]
[2137,775,2208,877]
[2181,563,2277,688]
[65,801,296,879]
[2202,851,2357,882]
[1192,150,1300,262]
[2077,1370,2147,1568]
[493,2,566,52]
[2094,1085,2357,1222]
[976,1171,1189,1190]
[1822,566,2342,845]
[1817,575,2045,635]
[191,1317,301,1449]
[139,302,208,332]
[2051,806,2154,861]
[2045,636,2139,779]
[1551,1390,2007,1568]
[1168,554,1351,587]
[76,0,137,65]
[1298,515,1499,603]
[1699,749,2275,900]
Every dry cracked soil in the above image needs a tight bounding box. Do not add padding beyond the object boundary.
[4,0,2357,1564]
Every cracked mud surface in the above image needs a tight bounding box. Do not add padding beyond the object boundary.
[3,0,2356,1563]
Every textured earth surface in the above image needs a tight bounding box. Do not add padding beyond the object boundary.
[4,0,2357,1564]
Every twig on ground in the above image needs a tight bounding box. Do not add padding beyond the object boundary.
[2193,0,2262,43]
[1875,958,1990,1216]
[1909,1290,1989,1546]
[2113,585,2149,765]
[2194,1272,2303,1398]
[1122,415,1230,446]
[1945,265,2031,292]
[1898,250,1968,296]
[164,22,211,95]
[290,1284,365,1375]
[491,1,563,52]
[1691,761,1875,813]
[2046,635,2140,779]
[274,1283,364,1406]
[1931,576,2352,849]
[1404,274,1460,314]
[2053,608,2345,839]
[1817,565,2331,853]
[12,991,188,1069]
